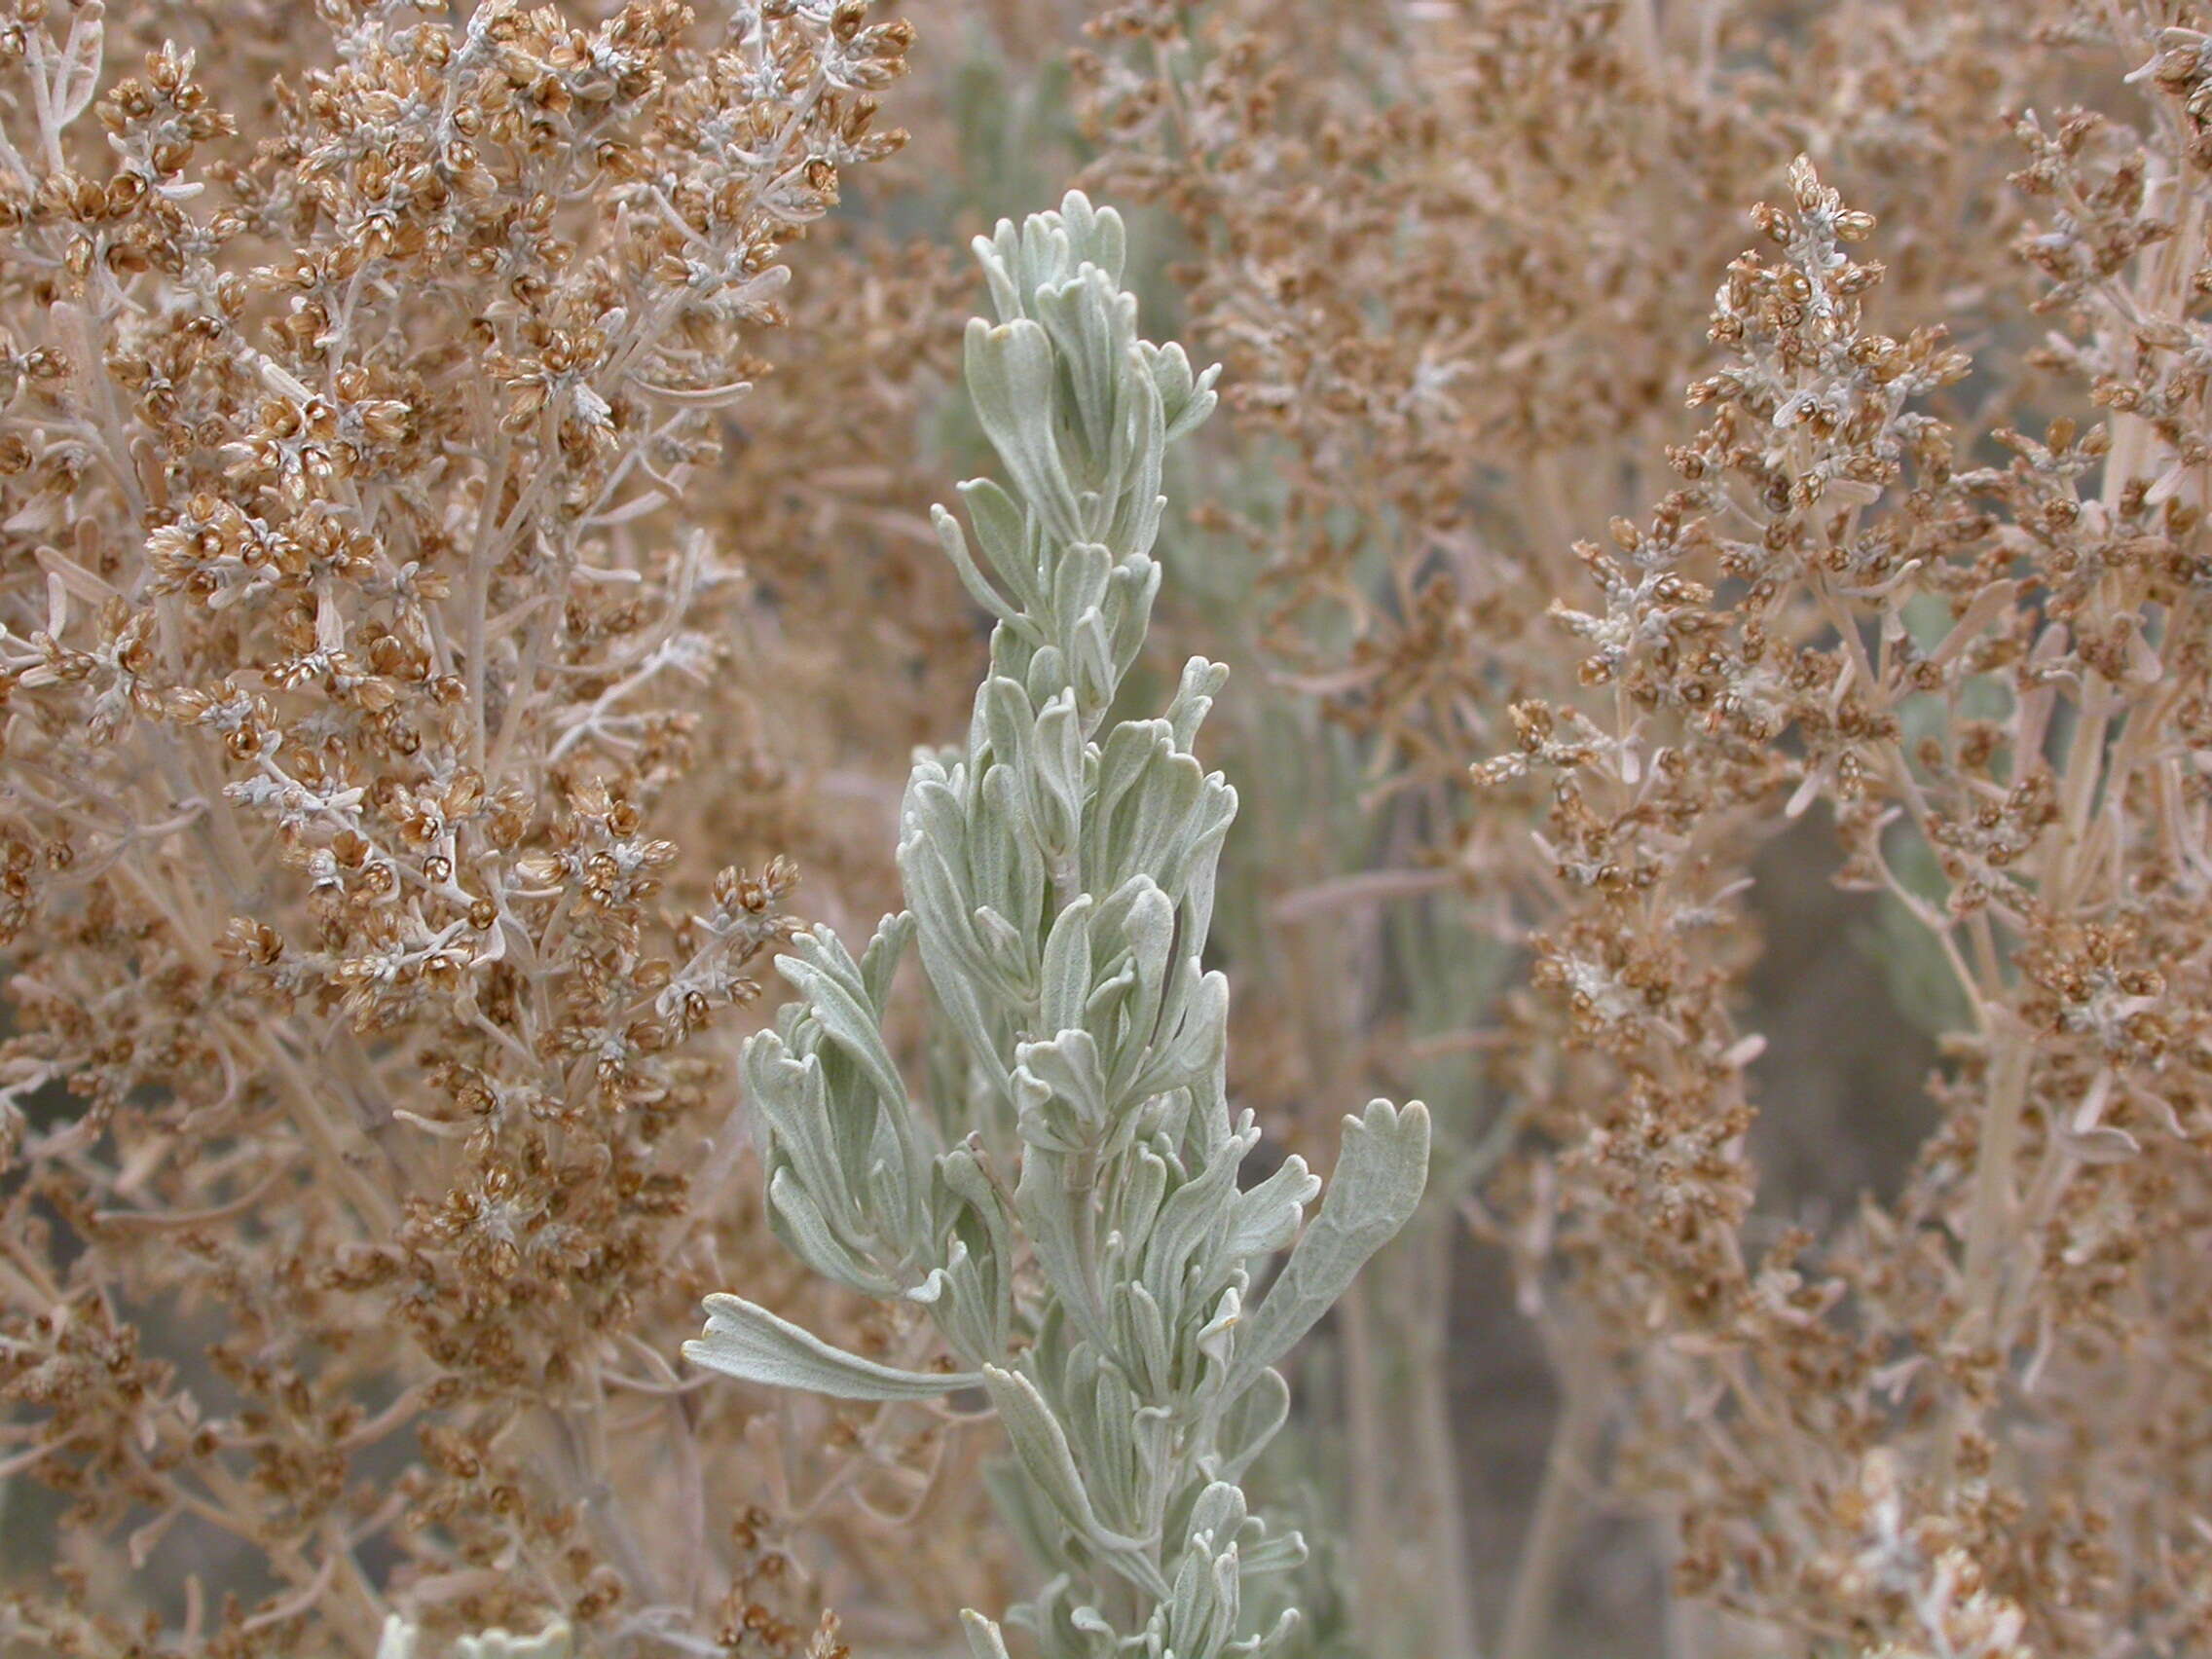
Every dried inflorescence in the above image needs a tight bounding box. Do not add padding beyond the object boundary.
[1475,94,2212,1659]
[0,0,918,1653]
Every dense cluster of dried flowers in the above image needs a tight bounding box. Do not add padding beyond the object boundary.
[0,0,928,1652]
[1482,144,2212,1655]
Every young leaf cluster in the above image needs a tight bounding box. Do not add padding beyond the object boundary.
[685,193,1430,1659]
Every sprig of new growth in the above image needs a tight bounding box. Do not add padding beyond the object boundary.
[685,193,1431,1659]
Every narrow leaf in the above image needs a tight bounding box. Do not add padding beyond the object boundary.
[685,1293,978,1401]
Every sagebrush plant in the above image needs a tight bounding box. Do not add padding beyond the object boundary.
[1496,111,2212,1659]
[684,190,1430,1659]
[0,0,916,1652]
[13,0,2212,1656]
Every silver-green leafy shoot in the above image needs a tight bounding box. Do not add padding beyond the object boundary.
[684,192,1431,1659]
